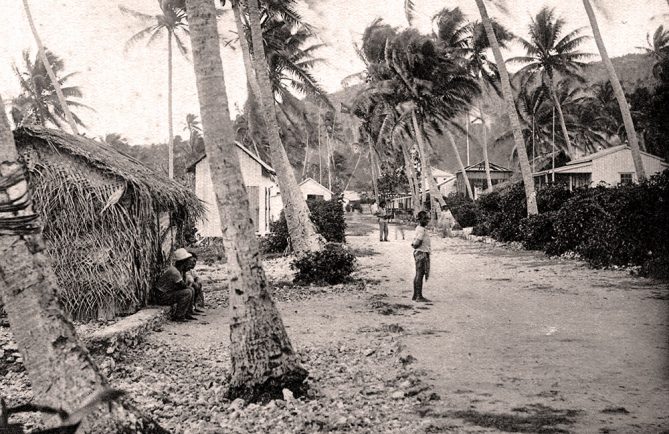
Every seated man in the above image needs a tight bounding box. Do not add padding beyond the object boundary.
[185,252,205,313]
[155,248,196,322]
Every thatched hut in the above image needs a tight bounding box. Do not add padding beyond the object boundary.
[11,126,203,321]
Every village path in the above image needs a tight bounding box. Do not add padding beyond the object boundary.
[150,213,669,433]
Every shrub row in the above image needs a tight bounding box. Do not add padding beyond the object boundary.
[446,171,669,277]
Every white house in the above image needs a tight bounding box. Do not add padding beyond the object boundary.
[188,142,277,236]
[533,145,668,190]
[268,177,335,221]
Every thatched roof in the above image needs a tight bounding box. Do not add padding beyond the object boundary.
[14,126,203,216]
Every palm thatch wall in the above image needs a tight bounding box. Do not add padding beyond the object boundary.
[9,126,204,321]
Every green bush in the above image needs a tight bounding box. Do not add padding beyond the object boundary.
[520,212,556,250]
[444,193,481,228]
[291,243,357,285]
[260,197,347,254]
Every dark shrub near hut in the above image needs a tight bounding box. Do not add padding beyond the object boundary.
[10,126,203,321]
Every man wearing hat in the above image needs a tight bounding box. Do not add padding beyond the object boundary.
[155,248,197,321]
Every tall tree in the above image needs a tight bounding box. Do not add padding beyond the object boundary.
[0,94,165,433]
[244,0,324,255]
[582,0,646,179]
[11,50,90,129]
[21,0,79,135]
[184,0,307,401]
[120,3,189,178]
[508,7,590,158]
[638,24,669,79]
[472,0,538,215]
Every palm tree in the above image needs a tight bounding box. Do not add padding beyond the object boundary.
[0,94,166,432]
[21,0,79,134]
[508,7,590,159]
[472,0,538,215]
[120,3,189,179]
[243,0,325,256]
[11,49,91,129]
[184,113,202,151]
[581,0,646,180]
[100,132,130,149]
[406,0,538,215]
[637,25,669,78]
[183,0,307,401]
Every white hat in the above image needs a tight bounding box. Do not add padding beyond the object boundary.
[173,248,192,261]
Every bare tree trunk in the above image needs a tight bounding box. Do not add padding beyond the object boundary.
[410,111,428,210]
[475,0,538,215]
[411,110,447,210]
[445,129,474,200]
[301,134,309,181]
[478,100,493,191]
[369,144,379,201]
[233,1,262,99]
[21,0,79,135]
[246,0,324,255]
[582,0,646,180]
[168,30,174,178]
[545,75,574,157]
[398,138,421,216]
[0,94,164,433]
[184,0,307,401]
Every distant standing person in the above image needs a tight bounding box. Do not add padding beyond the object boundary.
[155,248,197,322]
[411,211,431,302]
[376,201,389,242]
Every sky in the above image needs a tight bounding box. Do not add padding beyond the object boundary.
[0,0,665,145]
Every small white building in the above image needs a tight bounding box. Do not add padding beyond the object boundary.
[533,145,668,190]
[299,177,333,201]
[188,142,277,236]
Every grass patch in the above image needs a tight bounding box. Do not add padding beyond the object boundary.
[346,220,375,237]
[449,404,581,433]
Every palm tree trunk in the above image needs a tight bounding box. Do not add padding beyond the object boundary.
[21,0,79,135]
[398,138,420,216]
[478,101,493,191]
[246,0,324,255]
[233,0,262,99]
[474,0,538,215]
[318,106,323,184]
[301,134,309,180]
[343,150,362,191]
[184,0,307,401]
[445,129,475,200]
[410,111,429,210]
[168,30,174,179]
[369,144,379,201]
[582,0,646,180]
[411,110,448,209]
[545,75,574,158]
[0,94,164,433]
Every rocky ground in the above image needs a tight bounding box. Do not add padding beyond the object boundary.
[2,212,668,433]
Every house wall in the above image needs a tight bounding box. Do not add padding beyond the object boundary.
[592,150,669,185]
[194,149,275,236]
[300,179,333,201]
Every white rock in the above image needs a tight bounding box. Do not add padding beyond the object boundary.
[282,388,294,401]
[391,391,405,399]
[228,398,245,412]
[399,380,411,388]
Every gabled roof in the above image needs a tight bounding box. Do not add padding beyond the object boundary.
[431,167,454,178]
[458,161,512,173]
[567,145,667,166]
[187,141,275,175]
[299,177,333,194]
[436,176,457,187]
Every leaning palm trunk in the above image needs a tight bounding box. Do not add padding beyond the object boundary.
[184,0,307,401]
[475,0,538,215]
[445,129,474,200]
[410,110,448,211]
[21,0,79,135]
[168,30,174,178]
[369,144,380,201]
[246,0,324,255]
[478,101,493,191]
[582,0,646,180]
[545,75,574,157]
[233,1,262,100]
[410,111,429,210]
[0,94,164,433]
[397,136,420,216]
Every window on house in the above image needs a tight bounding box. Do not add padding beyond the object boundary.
[620,173,634,185]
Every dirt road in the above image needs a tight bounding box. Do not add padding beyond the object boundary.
[122,212,668,433]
